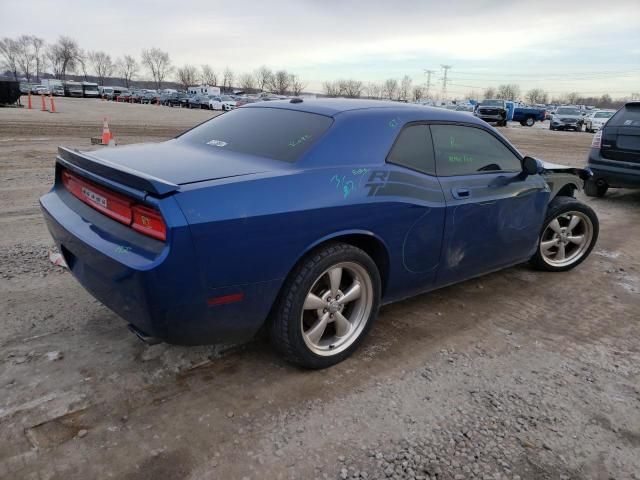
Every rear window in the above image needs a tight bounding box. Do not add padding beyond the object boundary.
[180,107,333,162]
[609,104,640,127]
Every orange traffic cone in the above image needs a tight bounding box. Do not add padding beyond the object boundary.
[27,92,32,109]
[40,94,48,112]
[101,117,112,145]
[49,94,56,113]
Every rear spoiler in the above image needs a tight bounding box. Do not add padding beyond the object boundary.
[57,147,179,196]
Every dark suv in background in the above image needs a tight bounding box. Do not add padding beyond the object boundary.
[586,101,640,197]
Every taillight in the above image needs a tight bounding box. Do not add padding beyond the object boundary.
[131,205,166,241]
[62,169,166,241]
[591,130,602,149]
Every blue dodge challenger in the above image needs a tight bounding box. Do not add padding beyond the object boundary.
[40,99,599,368]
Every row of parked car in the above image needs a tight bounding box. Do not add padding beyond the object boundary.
[99,87,290,111]
[547,106,616,132]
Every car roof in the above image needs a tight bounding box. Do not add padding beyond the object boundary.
[244,98,485,124]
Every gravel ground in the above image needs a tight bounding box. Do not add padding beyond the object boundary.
[0,98,639,480]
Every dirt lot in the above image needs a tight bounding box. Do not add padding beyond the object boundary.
[1,97,639,480]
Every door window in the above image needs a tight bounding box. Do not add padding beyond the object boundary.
[387,125,435,175]
[431,125,522,176]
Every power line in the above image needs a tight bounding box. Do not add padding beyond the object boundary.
[423,69,435,98]
[441,65,452,99]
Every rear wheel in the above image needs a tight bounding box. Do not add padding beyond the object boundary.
[270,243,381,369]
[584,179,608,197]
[530,197,598,272]
[525,116,535,127]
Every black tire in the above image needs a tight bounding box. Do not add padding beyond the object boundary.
[530,197,599,272]
[269,243,381,369]
[549,124,555,131]
[584,179,608,197]
[525,116,535,127]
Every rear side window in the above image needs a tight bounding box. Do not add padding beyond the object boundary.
[387,125,435,175]
[609,104,640,127]
[180,107,333,162]
[431,125,522,176]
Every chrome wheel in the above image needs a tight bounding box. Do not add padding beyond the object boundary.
[301,262,373,356]
[540,211,593,268]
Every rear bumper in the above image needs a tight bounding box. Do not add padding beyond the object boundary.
[40,186,275,345]
[588,150,640,188]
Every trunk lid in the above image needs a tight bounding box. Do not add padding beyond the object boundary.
[60,139,281,195]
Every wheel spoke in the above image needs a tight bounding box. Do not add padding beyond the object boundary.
[305,313,329,345]
[568,235,585,245]
[334,312,351,337]
[568,215,581,232]
[340,281,361,304]
[541,239,559,252]
[548,219,562,234]
[328,267,342,297]
[304,293,327,310]
[556,242,566,260]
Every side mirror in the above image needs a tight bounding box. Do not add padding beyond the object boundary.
[522,156,540,177]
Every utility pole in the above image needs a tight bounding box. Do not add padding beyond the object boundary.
[424,69,435,99]
[440,64,452,100]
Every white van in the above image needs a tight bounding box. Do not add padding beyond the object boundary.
[188,85,221,96]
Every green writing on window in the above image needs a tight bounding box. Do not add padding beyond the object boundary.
[448,154,473,164]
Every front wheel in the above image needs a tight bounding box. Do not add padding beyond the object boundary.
[270,243,381,369]
[530,197,599,272]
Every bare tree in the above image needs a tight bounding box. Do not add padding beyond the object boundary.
[269,70,291,95]
[496,84,520,101]
[397,75,412,102]
[88,51,114,85]
[255,65,273,92]
[201,65,217,86]
[525,88,547,105]
[141,48,172,89]
[412,85,425,102]
[383,78,399,100]
[222,67,234,92]
[483,87,496,99]
[31,36,46,82]
[15,35,35,82]
[239,72,257,91]
[46,36,80,80]
[565,91,580,105]
[290,74,306,96]
[323,81,341,97]
[117,55,138,88]
[341,79,363,98]
[176,64,199,90]
[0,38,20,80]
[365,82,383,99]
[76,49,90,80]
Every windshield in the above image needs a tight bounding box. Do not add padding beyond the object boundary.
[221,95,232,100]
[180,107,333,162]
[556,108,580,115]
[594,111,614,119]
[480,100,503,106]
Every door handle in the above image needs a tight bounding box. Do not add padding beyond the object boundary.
[452,187,471,199]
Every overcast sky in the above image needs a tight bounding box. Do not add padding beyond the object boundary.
[2,0,639,97]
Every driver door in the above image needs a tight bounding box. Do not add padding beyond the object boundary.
[431,124,550,286]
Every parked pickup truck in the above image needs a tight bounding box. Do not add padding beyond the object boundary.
[475,99,546,127]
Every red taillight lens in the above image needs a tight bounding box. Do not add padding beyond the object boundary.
[62,169,166,241]
[131,205,166,241]
[62,170,133,224]
[591,130,602,149]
